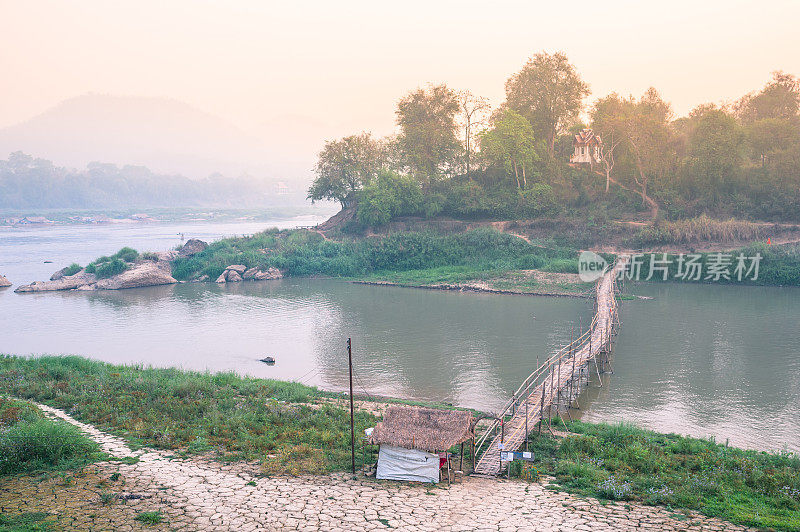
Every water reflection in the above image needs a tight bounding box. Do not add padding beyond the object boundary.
[580,282,800,453]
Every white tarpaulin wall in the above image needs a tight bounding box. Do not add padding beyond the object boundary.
[376,444,439,483]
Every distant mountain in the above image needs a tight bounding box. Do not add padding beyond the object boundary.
[0,94,275,178]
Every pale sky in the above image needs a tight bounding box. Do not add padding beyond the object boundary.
[1,0,798,170]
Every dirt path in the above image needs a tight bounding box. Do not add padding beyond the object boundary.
[6,401,755,531]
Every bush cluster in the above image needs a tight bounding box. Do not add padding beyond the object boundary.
[527,420,800,531]
[170,227,576,282]
[0,397,99,475]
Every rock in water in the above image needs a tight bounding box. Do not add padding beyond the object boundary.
[0,274,11,287]
[226,264,247,274]
[225,270,243,283]
[254,267,283,281]
[94,261,177,290]
[15,271,97,293]
[243,267,259,280]
[216,264,249,283]
[177,239,208,258]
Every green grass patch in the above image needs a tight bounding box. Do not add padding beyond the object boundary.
[0,355,378,474]
[61,263,82,277]
[169,227,577,282]
[83,247,139,278]
[525,420,800,531]
[0,512,52,532]
[0,398,101,475]
[134,511,163,525]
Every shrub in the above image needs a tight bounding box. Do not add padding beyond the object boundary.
[62,263,82,276]
[112,247,139,262]
[0,399,99,475]
[94,258,129,279]
[134,512,163,524]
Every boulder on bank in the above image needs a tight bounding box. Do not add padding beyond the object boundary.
[254,267,283,280]
[216,265,283,283]
[15,270,97,293]
[16,260,177,293]
[94,261,177,290]
[0,274,11,287]
[177,239,208,258]
[50,266,72,281]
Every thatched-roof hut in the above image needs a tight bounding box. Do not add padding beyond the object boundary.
[368,406,475,483]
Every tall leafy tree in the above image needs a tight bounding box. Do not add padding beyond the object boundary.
[591,94,628,193]
[686,105,744,194]
[625,88,674,209]
[736,72,800,123]
[395,84,461,184]
[479,109,540,189]
[505,52,589,158]
[457,90,491,178]
[307,133,387,207]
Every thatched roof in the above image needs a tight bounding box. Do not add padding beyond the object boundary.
[369,406,474,452]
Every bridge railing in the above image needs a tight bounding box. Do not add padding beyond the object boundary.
[474,262,621,461]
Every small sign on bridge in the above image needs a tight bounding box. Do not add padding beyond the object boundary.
[500,451,535,462]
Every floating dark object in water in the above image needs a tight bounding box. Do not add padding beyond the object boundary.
[259,357,276,365]
[44,260,53,263]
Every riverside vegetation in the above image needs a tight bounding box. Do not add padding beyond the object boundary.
[3,355,800,531]
[63,223,800,293]
[517,419,800,532]
[0,355,378,475]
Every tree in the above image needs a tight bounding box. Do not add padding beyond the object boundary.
[736,72,800,123]
[307,133,387,207]
[591,94,628,193]
[395,84,460,185]
[356,171,423,226]
[457,90,490,178]
[686,105,744,194]
[625,88,674,209]
[505,52,589,158]
[479,109,541,189]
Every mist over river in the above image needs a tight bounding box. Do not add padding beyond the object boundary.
[1,220,798,453]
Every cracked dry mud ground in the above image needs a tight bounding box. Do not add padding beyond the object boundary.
[0,403,755,531]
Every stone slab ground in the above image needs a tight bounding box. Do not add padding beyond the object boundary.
[0,403,756,531]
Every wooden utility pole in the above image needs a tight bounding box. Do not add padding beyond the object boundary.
[348,338,355,475]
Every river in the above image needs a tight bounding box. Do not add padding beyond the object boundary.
[1,220,798,453]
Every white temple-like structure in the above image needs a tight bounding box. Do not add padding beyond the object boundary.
[570,128,602,165]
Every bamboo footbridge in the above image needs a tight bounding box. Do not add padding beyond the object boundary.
[473,259,626,475]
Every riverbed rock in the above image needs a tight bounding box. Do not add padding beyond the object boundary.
[50,266,72,281]
[226,270,243,282]
[94,261,177,290]
[254,267,283,281]
[177,239,208,258]
[15,271,97,293]
[215,265,249,283]
[0,274,10,287]
[243,267,258,280]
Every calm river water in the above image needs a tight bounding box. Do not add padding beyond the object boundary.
[1,221,798,453]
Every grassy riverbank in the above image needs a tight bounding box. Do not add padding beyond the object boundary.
[520,419,800,531]
[2,356,799,530]
[0,398,101,475]
[0,355,378,474]
[169,226,579,282]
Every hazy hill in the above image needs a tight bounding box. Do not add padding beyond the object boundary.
[0,94,275,178]
[0,152,306,210]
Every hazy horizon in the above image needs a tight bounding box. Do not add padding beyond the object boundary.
[2,0,799,180]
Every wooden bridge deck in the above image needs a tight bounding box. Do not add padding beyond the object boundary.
[474,262,623,475]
